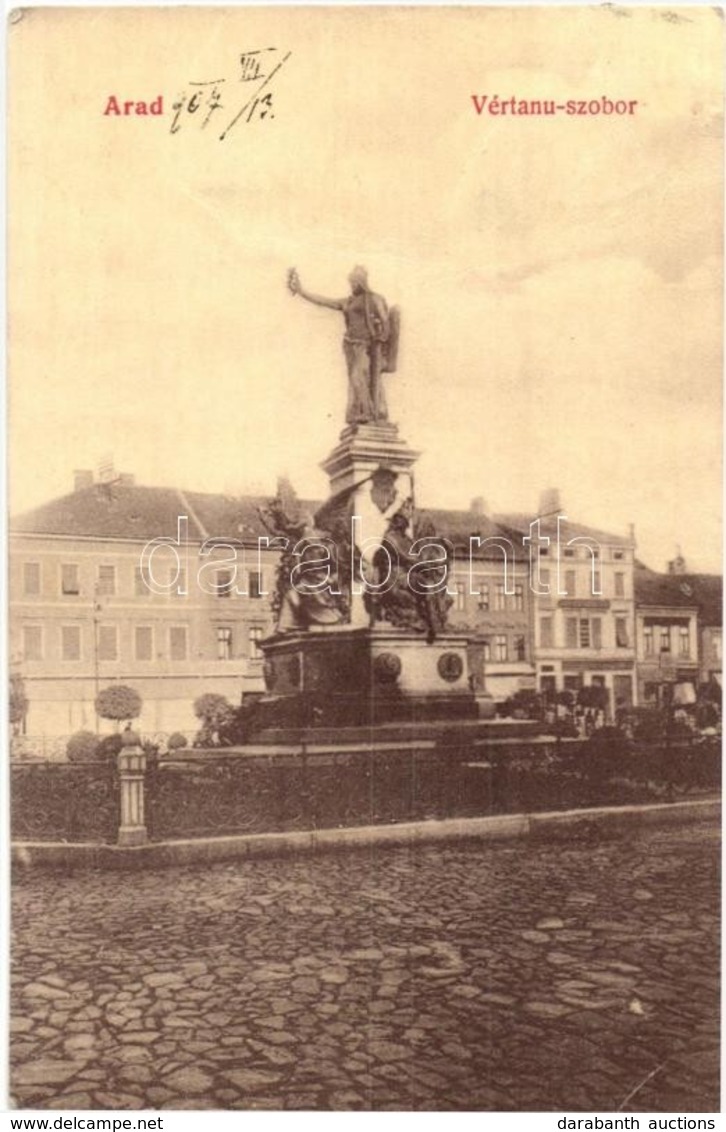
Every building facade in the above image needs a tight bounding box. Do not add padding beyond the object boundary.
[634,562,722,704]
[434,505,536,701]
[12,476,719,735]
[10,479,279,734]
[497,507,638,716]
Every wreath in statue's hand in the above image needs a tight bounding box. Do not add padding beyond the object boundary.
[287,267,301,296]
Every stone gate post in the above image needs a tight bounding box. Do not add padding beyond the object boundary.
[117,738,148,846]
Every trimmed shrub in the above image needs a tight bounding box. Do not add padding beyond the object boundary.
[66,730,99,763]
[96,734,124,760]
[95,685,142,727]
[193,693,235,746]
[167,732,189,750]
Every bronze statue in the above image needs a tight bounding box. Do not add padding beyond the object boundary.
[287,266,399,426]
[367,502,453,643]
[257,479,348,632]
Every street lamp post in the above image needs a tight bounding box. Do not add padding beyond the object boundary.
[93,583,102,733]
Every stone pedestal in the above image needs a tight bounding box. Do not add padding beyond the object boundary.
[318,422,421,627]
[321,422,420,497]
[259,626,477,729]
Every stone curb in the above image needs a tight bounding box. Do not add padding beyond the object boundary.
[11,797,720,872]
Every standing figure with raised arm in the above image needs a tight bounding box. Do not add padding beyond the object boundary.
[287,266,399,426]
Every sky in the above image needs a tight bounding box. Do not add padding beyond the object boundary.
[7,4,723,573]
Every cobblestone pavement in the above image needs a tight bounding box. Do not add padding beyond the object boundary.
[10,823,720,1112]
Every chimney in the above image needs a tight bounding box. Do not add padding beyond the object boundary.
[470,496,488,516]
[538,488,562,517]
[98,458,116,484]
[628,522,636,547]
[668,550,687,575]
[73,469,94,492]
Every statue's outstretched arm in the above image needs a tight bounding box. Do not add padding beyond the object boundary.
[288,267,344,311]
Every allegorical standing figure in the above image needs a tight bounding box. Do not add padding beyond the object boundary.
[287,266,399,426]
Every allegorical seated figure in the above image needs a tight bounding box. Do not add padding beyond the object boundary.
[258,481,347,632]
[368,501,452,643]
[287,265,399,426]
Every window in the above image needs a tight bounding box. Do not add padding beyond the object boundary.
[539,568,551,590]
[61,563,80,596]
[217,626,233,661]
[22,625,42,661]
[98,625,118,662]
[540,618,553,648]
[495,634,507,662]
[494,583,506,611]
[475,581,489,611]
[61,625,81,661]
[644,625,654,657]
[615,617,629,648]
[614,551,624,561]
[570,617,601,649]
[97,565,116,596]
[563,548,575,558]
[514,635,526,661]
[23,562,41,596]
[169,626,188,661]
[512,584,524,611]
[249,626,264,659]
[714,634,722,662]
[481,638,491,662]
[644,682,659,701]
[679,626,690,657]
[660,627,671,653]
[591,571,602,596]
[135,626,153,661]
[135,566,151,596]
[453,581,466,612]
[564,569,576,597]
[217,569,233,598]
[248,571,263,599]
[614,572,625,598]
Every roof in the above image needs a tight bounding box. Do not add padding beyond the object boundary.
[9,484,285,544]
[635,563,723,625]
[496,512,633,548]
[422,508,513,549]
[9,481,644,560]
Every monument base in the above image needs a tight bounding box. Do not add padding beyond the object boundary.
[258,626,477,729]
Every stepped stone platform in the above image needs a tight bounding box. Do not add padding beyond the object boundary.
[252,718,546,748]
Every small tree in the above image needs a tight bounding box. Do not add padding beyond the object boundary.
[9,673,28,736]
[578,685,609,712]
[193,693,235,747]
[95,685,142,730]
